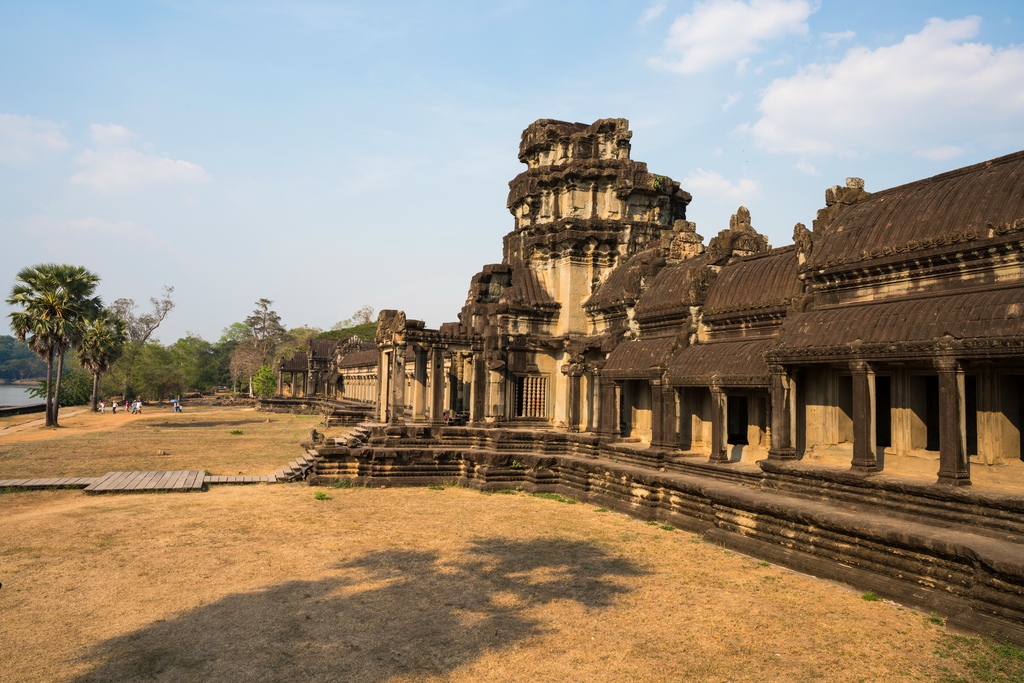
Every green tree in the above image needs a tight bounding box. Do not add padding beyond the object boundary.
[0,335,46,382]
[132,342,185,401]
[7,264,102,426]
[170,334,219,392]
[29,369,92,406]
[75,312,128,411]
[252,364,277,398]
[107,286,174,399]
[243,299,287,366]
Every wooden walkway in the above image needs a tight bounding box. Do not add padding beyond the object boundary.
[0,471,281,493]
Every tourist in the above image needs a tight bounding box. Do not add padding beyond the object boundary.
[111,400,117,414]
[99,401,105,414]
[125,399,130,413]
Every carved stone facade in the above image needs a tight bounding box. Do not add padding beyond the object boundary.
[280,119,1024,643]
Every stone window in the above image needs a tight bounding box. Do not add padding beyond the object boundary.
[516,376,547,419]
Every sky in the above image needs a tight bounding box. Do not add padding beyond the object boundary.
[2,0,1023,343]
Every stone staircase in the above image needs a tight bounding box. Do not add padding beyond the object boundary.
[273,453,317,482]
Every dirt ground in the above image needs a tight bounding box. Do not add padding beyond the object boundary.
[1,413,1022,682]
[0,406,319,478]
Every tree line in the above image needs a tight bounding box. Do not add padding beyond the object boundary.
[6,263,376,424]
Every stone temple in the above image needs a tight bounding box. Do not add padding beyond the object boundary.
[271,118,1024,644]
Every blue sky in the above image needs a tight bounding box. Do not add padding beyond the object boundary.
[2,0,1023,342]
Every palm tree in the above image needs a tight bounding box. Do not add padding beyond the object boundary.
[7,264,102,426]
[76,313,128,412]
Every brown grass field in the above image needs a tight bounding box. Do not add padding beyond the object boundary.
[1,409,1022,682]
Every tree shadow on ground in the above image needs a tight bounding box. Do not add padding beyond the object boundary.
[137,419,274,429]
[71,538,646,682]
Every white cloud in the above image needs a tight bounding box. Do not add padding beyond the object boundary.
[745,17,1024,156]
[651,0,815,74]
[682,168,761,199]
[915,145,965,161]
[70,124,210,192]
[793,158,820,175]
[821,30,855,46]
[0,113,69,163]
[723,92,743,110]
[639,2,666,24]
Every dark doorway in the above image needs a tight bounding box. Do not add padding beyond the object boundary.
[727,395,748,445]
[875,376,891,448]
[925,375,940,452]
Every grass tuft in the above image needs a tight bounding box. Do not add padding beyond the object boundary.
[659,524,676,531]
[229,429,243,435]
[531,492,577,504]
[862,591,880,601]
[427,485,444,491]
[332,478,353,489]
[595,508,608,513]
[313,490,330,501]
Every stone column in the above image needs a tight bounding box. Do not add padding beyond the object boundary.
[650,380,665,447]
[565,365,583,433]
[430,346,446,423]
[277,368,283,397]
[975,364,998,465]
[469,352,486,423]
[389,346,407,424]
[709,386,729,463]
[377,350,388,421]
[597,377,618,438]
[936,356,971,486]
[768,364,797,460]
[850,361,877,473]
[663,384,678,449]
[412,346,427,421]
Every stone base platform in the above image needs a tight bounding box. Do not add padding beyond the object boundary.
[305,423,1024,647]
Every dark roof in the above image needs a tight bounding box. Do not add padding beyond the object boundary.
[505,262,556,308]
[337,347,379,369]
[633,256,709,322]
[703,247,801,318]
[308,338,338,359]
[280,352,307,372]
[807,150,1024,273]
[772,286,1024,358]
[585,248,665,312]
[666,339,773,387]
[603,337,678,379]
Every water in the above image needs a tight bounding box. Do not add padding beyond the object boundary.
[0,384,39,407]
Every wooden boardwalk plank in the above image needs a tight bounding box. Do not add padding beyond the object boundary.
[120,471,150,491]
[148,471,176,491]
[156,470,180,490]
[144,471,171,491]
[166,471,190,490]
[92,472,131,492]
[181,471,201,490]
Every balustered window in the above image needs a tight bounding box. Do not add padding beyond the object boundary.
[516,375,547,418]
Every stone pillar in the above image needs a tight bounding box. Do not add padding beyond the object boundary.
[975,364,998,465]
[486,363,504,422]
[469,352,486,423]
[389,346,407,424]
[565,366,582,433]
[709,386,729,463]
[430,346,446,423]
[936,356,971,486]
[277,368,283,397]
[663,384,678,449]
[588,370,601,433]
[768,364,797,460]
[412,346,427,421]
[378,350,388,422]
[850,361,877,473]
[650,380,665,447]
[597,377,618,438]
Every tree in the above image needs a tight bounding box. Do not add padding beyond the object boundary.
[75,312,128,411]
[170,334,219,393]
[7,264,102,426]
[0,335,46,382]
[243,299,287,366]
[252,364,277,398]
[106,286,174,399]
[331,304,375,331]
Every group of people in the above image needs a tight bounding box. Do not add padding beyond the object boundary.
[97,398,181,414]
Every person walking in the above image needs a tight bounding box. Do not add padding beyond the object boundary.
[100,400,105,414]
[111,400,117,414]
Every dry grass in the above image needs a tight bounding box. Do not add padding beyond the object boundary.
[1,485,1019,682]
[0,407,320,478]
[1,414,1021,682]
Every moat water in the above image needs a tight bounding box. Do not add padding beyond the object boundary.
[0,384,38,407]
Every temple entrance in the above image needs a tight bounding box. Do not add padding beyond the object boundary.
[727,395,748,445]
